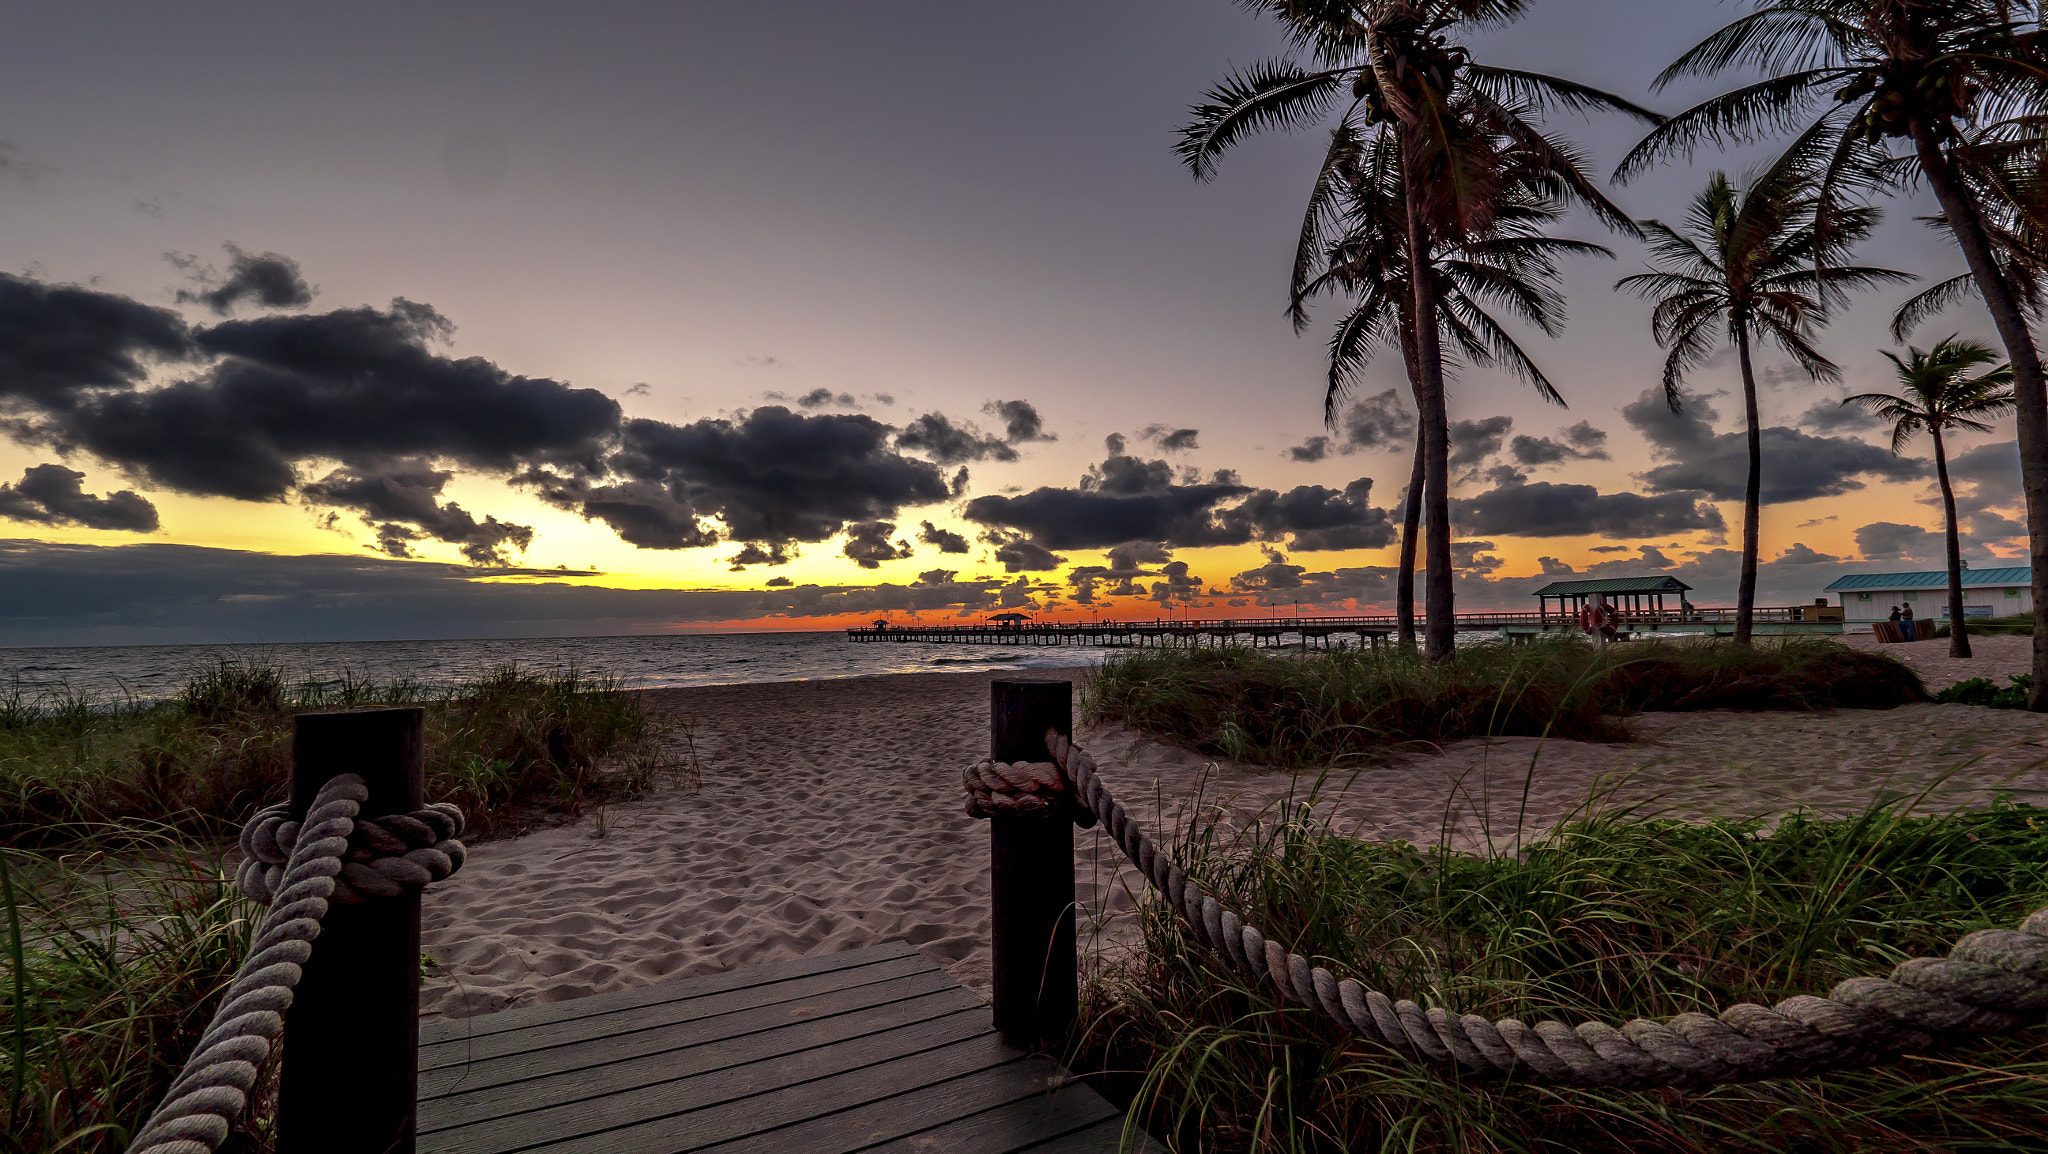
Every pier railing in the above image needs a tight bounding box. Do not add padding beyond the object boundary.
[850,604,1842,643]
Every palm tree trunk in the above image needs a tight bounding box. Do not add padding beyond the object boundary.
[1396,428,1424,651]
[1404,185,1455,661]
[1913,128,2048,705]
[1933,427,1973,659]
[1734,323,1762,648]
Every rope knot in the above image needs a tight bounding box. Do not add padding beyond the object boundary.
[236,788,467,906]
[963,757,1096,827]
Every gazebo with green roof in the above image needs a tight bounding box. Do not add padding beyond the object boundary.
[1530,575,1693,625]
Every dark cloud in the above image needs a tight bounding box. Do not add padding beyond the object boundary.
[1288,435,1330,462]
[1337,390,1416,452]
[1146,559,1204,603]
[0,273,193,409]
[894,411,1019,465]
[842,519,914,568]
[1623,389,1924,504]
[1945,440,2026,539]
[1450,540,1504,573]
[1451,480,1727,539]
[170,244,316,314]
[17,299,622,501]
[982,529,1068,573]
[0,538,1018,646]
[765,575,792,587]
[967,438,1392,555]
[1510,421,1612,467]
[1796,397,1887,434]
[917,520,971,553]
[1231,478,1396,551]
[300,458,533,565]
[1449,416,1514,479]
[1142,425,1200,452]
[522,475,716,550]
[727,542,795,569]
[531,406,950,548]
[797,388,857,408]
[984,399,1056,443]
[0,463,159,532]
[1066,540,1175,602]
[1539,556,1575,575]
[1855,520,1938,562]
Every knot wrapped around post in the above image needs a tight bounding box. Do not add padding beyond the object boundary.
[238,797,467,904]
[962,758,1098,827]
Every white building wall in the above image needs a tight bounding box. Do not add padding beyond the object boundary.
[1838,583,2033,621]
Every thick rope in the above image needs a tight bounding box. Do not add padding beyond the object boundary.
[988,730,2048,1088]
[124,779,466,1154]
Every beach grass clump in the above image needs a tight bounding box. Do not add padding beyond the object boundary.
[1085,637,1925,768]
[2,834,267,1154]
[1073,794,2048,1151]
[0,661,686,848]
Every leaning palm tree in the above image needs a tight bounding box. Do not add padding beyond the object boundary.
[1298,132,1612,648]
[1616,161,1908,646]
[1844,336,2015,658]
[1617,0,2048,699]
[1180,0,1658,659]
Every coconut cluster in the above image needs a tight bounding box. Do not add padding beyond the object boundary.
[1837,61,1976,142]
[1352,21,1470,127]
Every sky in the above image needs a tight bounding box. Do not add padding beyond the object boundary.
[0,1,2028,646]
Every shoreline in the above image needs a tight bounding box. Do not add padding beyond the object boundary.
[418,658,2048,1020]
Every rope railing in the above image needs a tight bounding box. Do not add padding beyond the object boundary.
[965,727,2048,1088]
[124,774,465,1154]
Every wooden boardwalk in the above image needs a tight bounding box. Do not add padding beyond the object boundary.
[416,940,1145,1154]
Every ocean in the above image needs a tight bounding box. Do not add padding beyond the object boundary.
[0,631,1142,705]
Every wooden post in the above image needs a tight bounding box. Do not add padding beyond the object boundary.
[988,679,1076,1050]
[279,707,426,1154]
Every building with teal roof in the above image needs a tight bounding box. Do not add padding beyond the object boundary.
[1822,565,2032,624]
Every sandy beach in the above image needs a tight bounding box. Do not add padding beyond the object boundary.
[419,647,2048,1019]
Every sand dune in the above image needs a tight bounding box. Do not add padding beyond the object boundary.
[418,665,2048,1019]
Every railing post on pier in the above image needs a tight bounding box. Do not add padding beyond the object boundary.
[279,707,426,1154]
[988,679,1077,1050]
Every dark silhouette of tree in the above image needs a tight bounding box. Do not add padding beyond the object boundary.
[1616,157,1907,645]
[1298,132,1612,648]
[1180,0,1657,659]
[1619,0,2048,698]
[1845,336,2015,657]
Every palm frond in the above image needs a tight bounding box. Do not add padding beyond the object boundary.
[1177,60,1353,181]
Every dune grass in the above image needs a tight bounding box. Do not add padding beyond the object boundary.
[1084,636,1927,769]
[1,660,689,848]
[1071,784,2048,1152]
[1,660,692,1154]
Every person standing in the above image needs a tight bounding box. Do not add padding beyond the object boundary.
[1901,601,1916,641]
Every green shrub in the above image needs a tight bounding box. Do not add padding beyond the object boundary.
[1935,673,2033,709]
[1085,637,1927,769]
[1073,794,2048,1152]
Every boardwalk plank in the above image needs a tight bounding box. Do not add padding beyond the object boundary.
[705,1058,1115,1154]
[422,1010,1000,1154]
[420,941,921,1046]
[421,952,937,1072]
[1022,1117,1158,1153]
[421,984,984,1133]
[421,966,963,1099]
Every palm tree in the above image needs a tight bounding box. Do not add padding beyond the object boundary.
[1180,0,1658,659]
[1615,161,1908,645]
[1844,336,2015,658]
[1617,0,2048,699]
[1298,132,1612,648]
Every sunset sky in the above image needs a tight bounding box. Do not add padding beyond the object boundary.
[0,1,2027,645]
